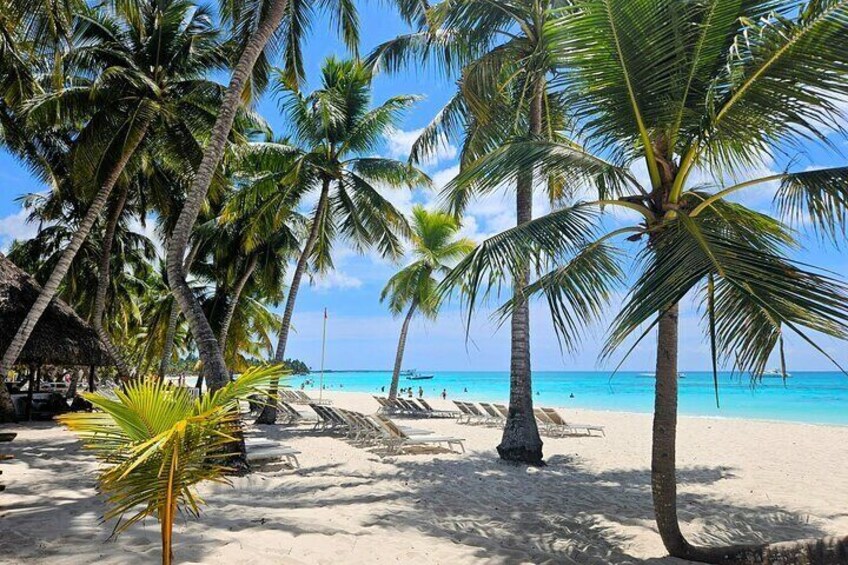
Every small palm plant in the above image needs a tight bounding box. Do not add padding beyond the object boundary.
[381,206,475,399]
[58,365,285,565]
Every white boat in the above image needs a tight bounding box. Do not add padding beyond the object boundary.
[762,369,792,378]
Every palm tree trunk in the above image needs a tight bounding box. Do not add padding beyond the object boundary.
[92,185,134,378]
[164,0,289,395]
[388,300,418,401]
[218,254,258,353]
[0,119,150,423]
[256,178,331,424]
[159,242,201,380]
[497,80,544,465]
[652,303,848,564]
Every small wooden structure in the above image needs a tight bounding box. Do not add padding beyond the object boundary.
[0,254,111,418]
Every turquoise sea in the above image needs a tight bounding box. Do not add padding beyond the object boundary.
[294,371,848,426]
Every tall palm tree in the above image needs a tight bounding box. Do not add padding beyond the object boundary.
[0,0,231,406]
[381,205,474,400]
[235,58,429,423]
[444,0,848,561]
[164,0,402,392]
[369,0,568,464]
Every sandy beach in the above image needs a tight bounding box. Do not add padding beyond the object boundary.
[1,390,846,564]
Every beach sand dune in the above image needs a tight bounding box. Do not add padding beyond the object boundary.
[1,391,846,564]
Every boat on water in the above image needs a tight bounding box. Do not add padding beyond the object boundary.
[761,368,792,378]
[637,372,686,378]
[405,369,434,380]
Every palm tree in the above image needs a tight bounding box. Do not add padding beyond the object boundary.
[443,0,848,561]
[236,58,428,423]
[369,0,569,464]
[58,365,284,565]
[164,0,393,392]
[381,205,474,400]
[0,0,231,401]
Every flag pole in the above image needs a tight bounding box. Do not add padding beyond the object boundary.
[319,307,328,401]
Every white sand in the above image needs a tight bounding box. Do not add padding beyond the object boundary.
[1,391,846,564]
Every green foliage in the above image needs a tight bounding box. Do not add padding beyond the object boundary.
[58,364,286,565]
[224,57,430,274]
[437,0,848,381]
[381,205,475,319]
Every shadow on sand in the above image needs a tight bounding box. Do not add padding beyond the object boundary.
[0,422,830,564]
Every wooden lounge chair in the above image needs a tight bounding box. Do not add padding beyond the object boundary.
[541,408,605,437]
[373,415,465,454]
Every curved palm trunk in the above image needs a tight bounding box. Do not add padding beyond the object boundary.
[497,81,544,465]
[165,0,289,396]
[256,179,331,424]
[652,303,848,564]
[93,186,134,378]
[388,300,418,401]
[159,243,201,380]
[0,120,150,423]
[218,254,258,353]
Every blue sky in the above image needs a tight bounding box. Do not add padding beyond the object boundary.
[2,1,847,372]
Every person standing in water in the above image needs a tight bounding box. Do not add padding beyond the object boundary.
[418,386,424,399]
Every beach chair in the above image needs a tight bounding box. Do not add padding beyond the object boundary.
[310,405,348,432]
[382,397,407,414]
[478,403,506,426]
[373,415,465,454]
[533,408,559,434]
[453,401,475,424]
[416,399,459,419]
[396,398,427,416]
[462,402,492,425]
[244,437,301,468]
[541,408,605,437]
[373,396,398,414]
[294,390,332,406]
[493,404,509,419]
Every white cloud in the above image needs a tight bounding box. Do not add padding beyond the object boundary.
[0,209,39,253]
[128,216,165,260]
[310,270,363,291]
[386,127,458,167]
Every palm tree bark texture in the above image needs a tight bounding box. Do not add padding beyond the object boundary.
[165,0,289,395]
[497,80,545,465]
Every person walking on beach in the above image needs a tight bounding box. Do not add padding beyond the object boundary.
[418,386,424,399]
[441,389,447,400]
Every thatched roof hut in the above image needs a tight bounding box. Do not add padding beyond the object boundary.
[0,254,110,367]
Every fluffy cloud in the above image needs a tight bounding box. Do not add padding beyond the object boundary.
[0,209,39,253]
[386,127,458,167]
[310,270,363,291]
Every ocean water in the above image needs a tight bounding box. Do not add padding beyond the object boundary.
[292,371,848,426]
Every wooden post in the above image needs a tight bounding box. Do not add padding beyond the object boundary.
[88,365,96,393]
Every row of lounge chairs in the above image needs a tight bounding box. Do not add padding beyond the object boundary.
[310,404,465,454]
[373,396,459,418]
[453,401,604,437]
[279,389,332,406]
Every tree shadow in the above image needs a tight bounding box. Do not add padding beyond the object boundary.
[0,422,833,564]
